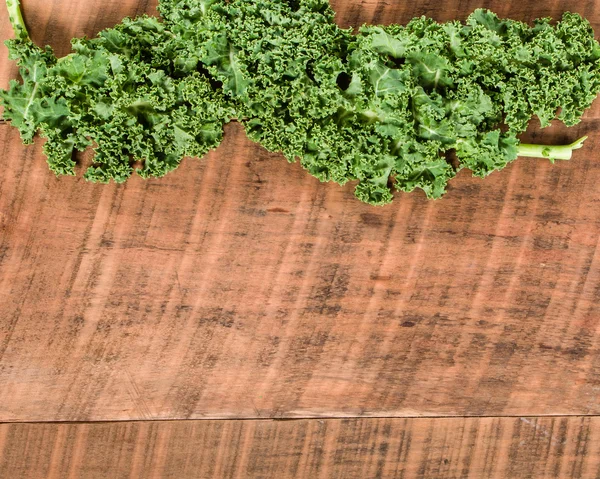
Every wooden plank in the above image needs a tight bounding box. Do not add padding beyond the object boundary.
[2,416,600,478]
[2,117,600,421]
[1,0,600,422]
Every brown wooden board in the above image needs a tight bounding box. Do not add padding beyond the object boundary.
[1,0,600,427]
[4,0,600,475]
[2,417,600,479]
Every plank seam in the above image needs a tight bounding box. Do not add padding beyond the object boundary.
[1,414,600,425]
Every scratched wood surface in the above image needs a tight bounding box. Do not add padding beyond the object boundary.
[2,417,600,479]
[3,0,600,476]
[2,3,600,477]
[1,0,600,422]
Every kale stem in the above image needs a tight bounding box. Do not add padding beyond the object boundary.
[518,136,588,161]
[6,0,29,41]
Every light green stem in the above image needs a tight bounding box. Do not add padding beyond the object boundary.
[518,136,588,161]
[6,0,29,41]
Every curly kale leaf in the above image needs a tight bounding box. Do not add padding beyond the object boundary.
[2,12,233,182]
[0,40,66,143]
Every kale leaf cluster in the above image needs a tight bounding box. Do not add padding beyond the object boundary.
[2,0,600,205]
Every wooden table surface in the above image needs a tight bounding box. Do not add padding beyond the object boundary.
[1,0,600,477]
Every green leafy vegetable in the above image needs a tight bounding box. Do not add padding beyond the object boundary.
[1,1,233,181]
[2,0,600,205]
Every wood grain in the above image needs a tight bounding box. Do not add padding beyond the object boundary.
[3,416,600,479]
[1,0,600,424]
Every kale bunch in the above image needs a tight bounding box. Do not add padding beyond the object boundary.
[1,0,233,182]
[2,0,600,205]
